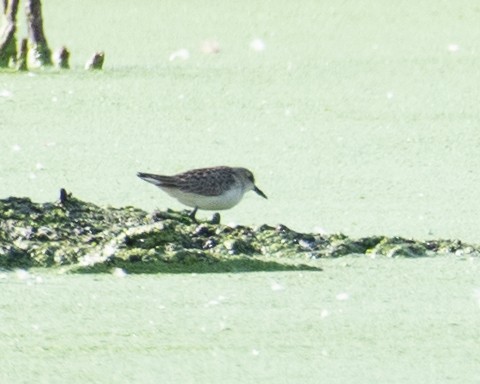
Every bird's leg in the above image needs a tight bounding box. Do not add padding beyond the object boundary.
[59,188,68,205]
[188,207,199,223]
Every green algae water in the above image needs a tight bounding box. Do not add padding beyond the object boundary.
[2,0,480,382]
[1,258,479,384]
[1,197,479,383]
[2,0,480,241]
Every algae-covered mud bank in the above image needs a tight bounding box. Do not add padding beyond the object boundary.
[1,195,478,273]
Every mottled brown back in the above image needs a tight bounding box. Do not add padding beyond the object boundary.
[175,166,236,196]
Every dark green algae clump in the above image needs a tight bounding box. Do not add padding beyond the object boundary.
[0,196,478,273]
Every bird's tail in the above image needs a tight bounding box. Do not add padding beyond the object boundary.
[137,172,176,188]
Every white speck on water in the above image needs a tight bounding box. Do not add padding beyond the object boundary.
[447,43,459,53]
[219,320,229,331]
[336,292,349,301]
[35,163,44,170]
[251,349,260,356]
[200,39,221,54]
[205,295,226,307]
[250,38,266,52]
[0,89,12,98]
[51,96,58,102]
[473,288,480,306]
[386,91,394,99]
[270,281,285,291]
[313,226,328,235]
[169,48,190,61]
[35,276,43,284]
[320,309,330,319]
[112,268,127,278]
[29,173,36,180]
[12,144,21,152]
[16,269,30,280]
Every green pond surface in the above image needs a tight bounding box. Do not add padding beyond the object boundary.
[1,0,480,241]
[1,257,479,384]
[2,1,480,382]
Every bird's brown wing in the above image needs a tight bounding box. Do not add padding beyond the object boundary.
[177,167,236,196]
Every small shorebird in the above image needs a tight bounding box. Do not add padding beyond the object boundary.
[137,166,267,220]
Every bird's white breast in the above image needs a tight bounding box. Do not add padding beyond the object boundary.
[162,187,245,210]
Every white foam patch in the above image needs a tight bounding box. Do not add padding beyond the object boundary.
[320,309,330,319]
[169,48,190,61]
[15,269,30,280]
[201,39,220,54]
[447,43,459,52]
[0,89,13,98]
[250,38,266,52]
[336,292,349,301]
[205,295,226,307]
[270,281,285,291]
[112,268,127,278]
[473,288,480,307]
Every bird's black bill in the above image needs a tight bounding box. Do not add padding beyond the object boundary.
[254,186,268,199]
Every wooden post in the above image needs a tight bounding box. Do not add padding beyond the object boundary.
[85,51,105,70]
[15,38,27,71]
[53,46,69,69]
[0,0,19,67]
[24,0,52,67]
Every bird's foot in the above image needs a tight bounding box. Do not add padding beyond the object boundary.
[210,212,221,224]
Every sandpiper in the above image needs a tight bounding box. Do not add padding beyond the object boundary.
[137,166,267,220]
